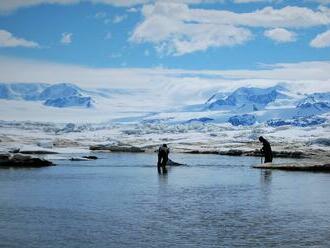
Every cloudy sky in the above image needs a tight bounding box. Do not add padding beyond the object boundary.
[0,0,330,92]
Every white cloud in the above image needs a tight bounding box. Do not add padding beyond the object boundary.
[130,2,253,55]
[0,56,329,95]
[132,20,252,55]
[310,29,330,47]
[264,28,296,43]
[185,5,330,28]
[130,2,330,55]
[60,32,72,44]
[113,14,127,23]
[0,29,39,48]
[2,55,330,109]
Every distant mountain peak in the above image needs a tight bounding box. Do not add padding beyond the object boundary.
[208,84,289,111]
[39,83,82,100]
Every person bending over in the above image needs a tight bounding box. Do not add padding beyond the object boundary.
[259,136,273,163]
[158,144,169,174]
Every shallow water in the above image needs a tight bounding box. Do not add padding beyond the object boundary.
[0,153,330,248]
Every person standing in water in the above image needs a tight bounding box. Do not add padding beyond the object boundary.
[259,136,273,163]
[158,144,169,174]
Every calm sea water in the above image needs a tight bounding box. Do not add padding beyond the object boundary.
[0,153,330,248]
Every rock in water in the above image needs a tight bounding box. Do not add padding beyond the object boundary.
[0,153,54,168]
[83,155,98,160]
[90,144,144,153]
[70,157,90,161]
[70,156,98,161]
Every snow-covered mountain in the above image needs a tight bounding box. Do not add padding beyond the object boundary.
[221,88,330,126]
[208,85,289,111]
[0,82,329,127]
[205,92,228,105]
[296,92,330,115]
[141,84,330,127]
[39,83,94,108]
[38,83,80,100]
[0,83,94,108]
[44,95,93,108]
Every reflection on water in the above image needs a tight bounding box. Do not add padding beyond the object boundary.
[260,169,272,185]
[0,153,330,248]
[158,172,169,186]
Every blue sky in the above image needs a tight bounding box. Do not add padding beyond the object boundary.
[0,0,329,121]
[0,0,330,71]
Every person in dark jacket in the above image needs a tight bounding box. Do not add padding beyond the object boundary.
[259,136,273,163]
[158,144,169,174]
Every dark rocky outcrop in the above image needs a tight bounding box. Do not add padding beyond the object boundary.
[186,150,220,155]
[253,163,330,172]
[8,147,58,155]
[70,155,98,161]
[219,149,244,156]
[70,157,90,161]
[185,149,307,158]
[90,144,145,153]
[244,149,306,158]
[83,155,98,160]
[0,153,54,168]
[19,150,58,155]
[9,148,20,153]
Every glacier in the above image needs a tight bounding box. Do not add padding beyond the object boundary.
[228,114,256,126]
[267,116,327,127]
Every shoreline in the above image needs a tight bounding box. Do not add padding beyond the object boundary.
[0,121,329,167]
[1,146,329,170]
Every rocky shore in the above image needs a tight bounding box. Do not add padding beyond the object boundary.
[90,143,145,153]
[1,121,329,168]
[253,162,330,172]
[0,153,54,168]
[79,140,330,164]
[185,149,309,158]
[88,142,327,160]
